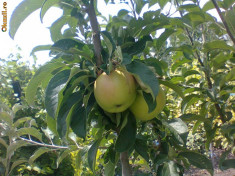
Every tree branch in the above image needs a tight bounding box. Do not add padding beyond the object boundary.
[211,0,235,45]
[86,0,103,69]
[120,151,132,176]
[175,0,226,123]
[130,0,137,19]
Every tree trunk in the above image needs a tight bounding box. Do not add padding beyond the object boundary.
[210,143,216,169]
[120,151,132,176]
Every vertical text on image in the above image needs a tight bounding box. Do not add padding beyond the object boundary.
[2,2,7,32]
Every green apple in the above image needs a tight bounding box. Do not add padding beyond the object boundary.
[129,87,166,121]
[94,67,136,113]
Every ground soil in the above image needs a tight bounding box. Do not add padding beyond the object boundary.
[184,149,235,176]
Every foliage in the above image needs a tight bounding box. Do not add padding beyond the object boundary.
[0,51,34,107]
[7,0,235,175]
[0,103,76,176]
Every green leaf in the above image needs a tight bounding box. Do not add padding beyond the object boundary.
[7,141,29,158]
[135,0,148,14]
[14,117,32,128]
[159,80,184,98]
[17,127,43,141]
[202,1,214,11]
[134,139,149,162]
[88,139,102,172]
[50,16,69,42]
[204,120,217,150]
[221,123,235,135]
[54,70,90,138]
[101,31,116,57]
[126,61,159,100]
[161,118,188,145]
[30,45,52,56]
[26,58,66,105]
[156,29,176,50]
[0,112,13,127]
[57,91,83,138]
[178,151,213,175]
[56,148,75,168]
[45,69,70,118]
[0,157,6,169]
[168,118,188,145]
[183,11,206,27]
[203,40,235,53]
[51,38,84,52]
[220,159,235,170]
[63,69,91,96]
[29,147,52,165]
[40,0,60,22]
[179,114,205,122]
[144,58,163,76]
[212,53,232,69]
[139,20,168,37]
[46,115,58,137]
[183,70,200,77]
[149,0,158,7]
[70,102,87,139]
[219,150,230,170]
[122,35,152,56]
[158,0,168,8]
[0,138,8,148]
[50,39,93,60]
[115,112,136,152]
[122,53,132,65]
[104,0,109,5]
[157,161,181,176]
[104,144,116,164]
[104,161,116,176]
[221,0,235,10]
[186,78,200,85]
[192,120,203,134]
[178,4,201,12]
[8,159,28,175]
[181,94,202,113]
[219,68,235,87]
[9,0,44,38]
[225,7,235,36]
[154,153,169,166]
[143,91,157,113]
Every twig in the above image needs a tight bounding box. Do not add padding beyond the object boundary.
[211,0,235,45]
[19,137,110,150]
[86,0,103,69]
[130,0,137,19]
[19,137,71,149]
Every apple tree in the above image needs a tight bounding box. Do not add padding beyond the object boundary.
[8,0,235,175]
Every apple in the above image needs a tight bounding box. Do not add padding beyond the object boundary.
[129,87,166,121]
[94,67,136,113]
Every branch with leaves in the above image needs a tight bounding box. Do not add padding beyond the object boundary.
[211,0,235,45]
[175,0,227,123]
